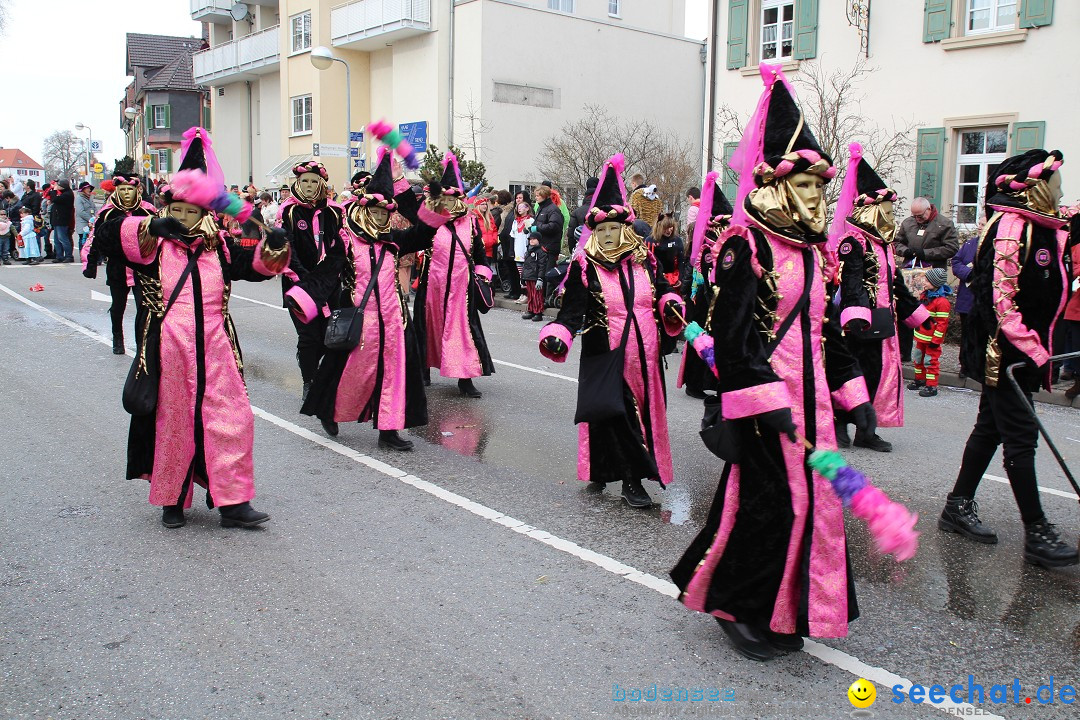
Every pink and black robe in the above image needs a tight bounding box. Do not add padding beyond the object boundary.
[671,217,869,639]
[413,213,494,382]
[94,215,289,509]
[836,222,928,427]
[539,252,684,486]
[301,190,448,430]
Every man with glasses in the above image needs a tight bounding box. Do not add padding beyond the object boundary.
[894,197,959,361]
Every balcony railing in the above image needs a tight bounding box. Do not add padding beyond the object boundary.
[331,0,432,50]
[190,0,233,24]
[192,25,280,85]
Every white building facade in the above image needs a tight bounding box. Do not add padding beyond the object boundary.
[191,0,705,192]
[705,0,1075,230]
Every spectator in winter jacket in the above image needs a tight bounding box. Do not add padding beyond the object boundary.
[684,187,701,235]
[1064,212,1080,399]
[48,180,77,262]
[567,176,599,255]
[0,210,10,264]
[533,185,564,291]
[908,267,953,397]
[521,231,547,321]
[19,207,41,264]
[895,196,959,360]
[950,223,982,378]
[75,182,96,254]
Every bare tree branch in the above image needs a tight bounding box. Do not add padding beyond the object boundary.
[42,130,83,182]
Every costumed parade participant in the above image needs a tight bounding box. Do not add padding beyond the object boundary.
[538,153,685,508]
[943,148,1077,568]
[671,67,878,660]
[278,161,346,404]
[830,144,929,451]
[82,175,157,354]
[91,127,290,529]
[677,172,733,399]
[413,152,494,398]
[301,145,450,449]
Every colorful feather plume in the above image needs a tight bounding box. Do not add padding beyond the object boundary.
[168,169,254,224]
[368,118,420,170]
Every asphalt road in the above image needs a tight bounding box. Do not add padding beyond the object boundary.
[1,262,1078,720]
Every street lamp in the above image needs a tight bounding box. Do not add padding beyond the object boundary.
[124,106,145,181]
[75,123,92,181]
[310,46,351,178]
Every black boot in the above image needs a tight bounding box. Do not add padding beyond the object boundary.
[907,379,925,390]
[919,385,939,397]
[112,341,125,355]
[853,431,892,452]
[320,418,339,437]
[763,629,804,652]
[834,421,851,448]
[378,429,414,451]
[684,386,708,400]
[716,619,776,662]
[621,478,653,508]
[458,378,482,398]
[219,501,270,528]
[161,503,185,528]
[522,312,535,320]
[938,494,998,544]
[302,381,312,404]
[1023,518,1079,568]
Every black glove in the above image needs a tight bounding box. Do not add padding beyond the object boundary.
[850,402,877,436]
[912,247,926,261]
[148,217,187,240]
[757,408,797,443]
[663,299,682,322]
[82,264,97,280]
[844,318,869,333]
[902,247,917,260]
[542,336,566,356]
[265,228,288,251]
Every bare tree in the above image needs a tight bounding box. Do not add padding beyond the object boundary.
[454,92,493,164]
[0,0,9,34]
[711,59,920,212]
[537,105,698,216]
[42,130,83,182]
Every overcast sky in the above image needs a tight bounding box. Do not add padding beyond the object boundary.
[0,0,708,169]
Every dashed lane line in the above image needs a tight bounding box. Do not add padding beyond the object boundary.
[0,280,1015,720]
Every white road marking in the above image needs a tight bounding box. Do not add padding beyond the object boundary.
[232,293,288,311]
[91,289,132,303]
[0,279,1019,718]
[1066,437,1080,445]
[984,473,1077,500]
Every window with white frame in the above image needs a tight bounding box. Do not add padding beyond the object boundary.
[965,0,1016,35]
[760,0,795,62]
[151,104,170,129]
[547,0,574,12]
[608,0,620,17]
[953,126,1007,226]
[290,11,312,53]
[291,95,312,135]
[156,149,171,173]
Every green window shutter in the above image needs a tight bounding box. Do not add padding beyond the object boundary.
[726,0,749,70]
[722,141,739,201]
[1019,0,1054,28]
[150,153,158,174]
[164,105,171,129]
[914,127,946,207]
[166,151,173,173]
[793,0,819,60]
[923,0,953,43]
[1011,121,1046,153]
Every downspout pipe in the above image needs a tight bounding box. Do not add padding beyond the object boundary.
[246,80,254,185]
[705,0,720,171]
[448,0,455,148]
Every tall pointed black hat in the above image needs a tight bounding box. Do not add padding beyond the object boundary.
[354,147,398,210]
[439,151,465,197]
[584,153,634,228]
[757,76,834,183]
[178,128,209,173]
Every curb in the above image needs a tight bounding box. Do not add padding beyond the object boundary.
[901,366,1077,409]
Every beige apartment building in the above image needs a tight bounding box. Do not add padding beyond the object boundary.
[705,0,1075,230]
[191,0,704,194]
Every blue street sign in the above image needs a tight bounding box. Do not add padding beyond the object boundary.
[353,159,365,169]
[399,122,428,153]
[349,131,364,143]
[350,147,359,157]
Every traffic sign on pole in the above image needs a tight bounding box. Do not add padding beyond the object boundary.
[317,143,348,158]
[312,143,320,157]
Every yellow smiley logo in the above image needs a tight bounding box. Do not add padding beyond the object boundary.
[848,678,876,708]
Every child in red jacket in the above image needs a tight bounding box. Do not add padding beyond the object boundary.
[909,267,953,397]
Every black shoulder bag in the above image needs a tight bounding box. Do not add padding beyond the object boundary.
[699,250,813,462]
[324,246,386,351]
[574,265,635,425]
[123,243,205,416]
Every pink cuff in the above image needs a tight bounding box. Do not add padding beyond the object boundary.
[80,233,94,269]
[721,381,791,420]
[840,306,872,328]
[251,240,290,277]
[393,178,410,195]
[417,205,451,228]
[831,377,871,412]
[904,304,930,328]
[539,323,573,362]
[285,285,319,324]
[658,293,685,337]
[120,216,155,265]
[474,265,493,282]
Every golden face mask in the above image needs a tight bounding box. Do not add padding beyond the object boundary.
[748,174,828,237]
[347,202,391,238]
[1024,173,1062,216]
[851,200,896,243]
[113,185,140,211]
[293,172,327,205]
[584,221,646,265]
[167,201,205,231]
